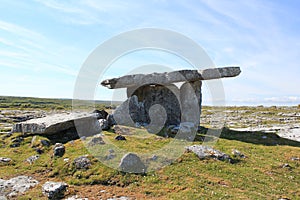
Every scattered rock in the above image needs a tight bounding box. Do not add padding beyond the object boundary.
[35,147,44,154]
[291,157,299,161]
[115,135,126,141]
[151,155,158,161]
[42,181,68,200]
[73,156,91,170]
[107,197,130,200]
[0,157,12,164]
[280,163,292,169]
[99,119,110,131]
[119,153,146,173]
[231,149,246,158]
[87,136,105,146]
[26,155,40,164]
[105,153,116,160]
[186,145,232,162]
[65,195,88,200]
[9,137,23,148]
[53,143,65,157]
[0,176,38,198]
[41,139,51,147]
[92,109,108,120]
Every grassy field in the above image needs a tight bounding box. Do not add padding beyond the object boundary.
[0,96,299,199]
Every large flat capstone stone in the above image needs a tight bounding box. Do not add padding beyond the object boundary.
[101,66,241,89]
[12,113,101,135]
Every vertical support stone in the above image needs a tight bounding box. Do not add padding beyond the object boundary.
[180,81,202,125]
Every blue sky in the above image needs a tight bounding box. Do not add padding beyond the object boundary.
[0,0,299,105]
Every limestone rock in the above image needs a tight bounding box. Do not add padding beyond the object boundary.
[101,67,241,89]
[53,143,65,157]
[99,119,110,130]
[73,156,91,170]
[186,145,231,162]
[26,155,40,164]
[42,181,68,200]
[119,153,146,173]
[0,157,11,164]
[0,176,38,198]
[115,135,126,141]
[87,136,105,146]
[12,113,101,136]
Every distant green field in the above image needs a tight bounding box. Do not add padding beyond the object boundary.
[0,96,121,110]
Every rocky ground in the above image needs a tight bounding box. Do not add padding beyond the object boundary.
[0,106,299,199]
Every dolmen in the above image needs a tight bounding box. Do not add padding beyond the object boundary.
[101,66,241,129]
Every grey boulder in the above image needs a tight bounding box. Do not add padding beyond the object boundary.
[42,181,68,200]
[0,176,38,198]
[119,153,146,173]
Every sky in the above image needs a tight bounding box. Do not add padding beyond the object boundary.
[0,0,299,106]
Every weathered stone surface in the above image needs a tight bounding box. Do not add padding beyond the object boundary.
[99,119,110,130]
[185,145,231,162]
[132,84,181,126]
[180,81,202,124]
[0,176,39,198]
[87,136,105,146]
[26,155,40,164]
[12,113,101,136]
[101,67,241,89]
[73,156,91,170]
[0,157,11,163]
[42,181,68,200]
[115,135,126,141]
[53,143,65,157]
[119,153,146,173]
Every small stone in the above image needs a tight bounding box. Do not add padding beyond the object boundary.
[88,136,105,146]
[119,153,146,173]
[40,139,50,147]
[26,155,40,164]
[291,157,299,161]
[42,181,68,200]
[0,157,12,163]
[231,149,245,158]
[73,155,91,170]
[105,153,116,160]
[151,155,158,161]
[53,143,65,157]
[115,135,126,141]
[108,149,115,154]
[262,136,267,139]
[64,158,69,162]
[281,163,292,169]
[35,148,44,154]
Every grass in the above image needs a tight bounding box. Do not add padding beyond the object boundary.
[0,96,299,199]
